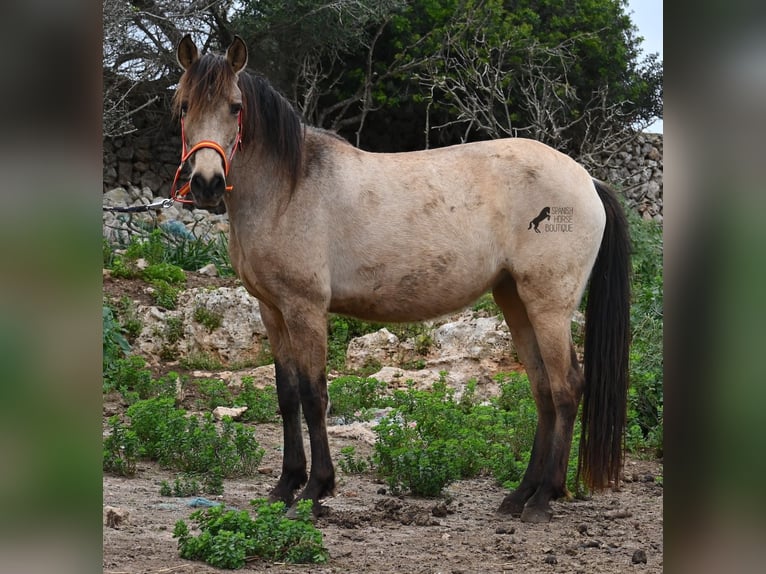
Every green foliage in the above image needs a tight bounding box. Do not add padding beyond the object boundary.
[471,292,502,316]
[102,415,140,477]
[373,374,551,496]
[338,446,372,475]
[161,474,202,497]
[103,305,131,384]
[195,378,233,410]
[106,397,265,487]
[626,209,663,454]
[328,376,389,421]
[194,305,223,332]
[173,499,328,568]
[104,227,235,277]
[150,279,180,310]
[180,352,225,371]
[236,378,279,423]
[143,262,187,285]
[103,354,152,399]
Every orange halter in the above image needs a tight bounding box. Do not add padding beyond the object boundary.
[170,112,242,204]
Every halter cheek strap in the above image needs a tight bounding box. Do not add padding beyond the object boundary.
[170,112,242,204]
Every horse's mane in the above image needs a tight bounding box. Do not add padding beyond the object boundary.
[174,53,304,190]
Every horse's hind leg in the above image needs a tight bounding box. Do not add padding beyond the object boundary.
[492,277,555,517]
[493,276,584,522]
[260,305,308,506]
[517,291,584,522]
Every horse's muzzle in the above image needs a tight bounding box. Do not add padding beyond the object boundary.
[189,173,226,208]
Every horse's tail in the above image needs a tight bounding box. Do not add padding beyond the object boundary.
[578,179,632,491]
[527,221,533,230]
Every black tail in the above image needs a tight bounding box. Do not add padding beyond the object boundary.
[578,180,632,491]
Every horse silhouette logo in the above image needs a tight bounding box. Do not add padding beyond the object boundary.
[528,207,551,233]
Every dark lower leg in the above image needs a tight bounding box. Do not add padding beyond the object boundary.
[295,371,335,512]
[269,361,307,505]
[497,410,554,515]
[521,383,581,522]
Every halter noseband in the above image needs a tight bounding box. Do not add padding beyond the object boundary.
[170,112,242,204]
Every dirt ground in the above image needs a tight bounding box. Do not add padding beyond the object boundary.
[103,418,662,574]
[103,275,663,573]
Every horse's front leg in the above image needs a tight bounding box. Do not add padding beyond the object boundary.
[285,304,335,515]
[260,306,307,506]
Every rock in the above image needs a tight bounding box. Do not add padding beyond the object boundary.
[104,506,129,529]
[432,312,510,361]
[103,187,130,206]
[212,405,248,420]
[345,328,401,370]
[543,554,557,565]
[135,286,267,365]
[198,263,219,277]
[632,549,648,564]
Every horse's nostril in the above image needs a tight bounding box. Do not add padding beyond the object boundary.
[190,173,226,199]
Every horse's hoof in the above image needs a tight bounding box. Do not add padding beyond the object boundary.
[286,500,327,521]
[496,493,525,516]
[520,505,553,523]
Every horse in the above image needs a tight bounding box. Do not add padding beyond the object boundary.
[172,35,631,523]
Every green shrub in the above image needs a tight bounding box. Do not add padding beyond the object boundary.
[327,376,388,420]
[193,305,223,331]
[143,262,186,284]
[626,210,663,454]
[102,415,140,477]
[236,379,279,423]
[195,378,233,410]
[372,373,583,496]
[180,352,225,371]
[150,279,180,309]
[161,474,202,497]
[338,446,372,474]
[173,499,328,568]
[109,397,265,488]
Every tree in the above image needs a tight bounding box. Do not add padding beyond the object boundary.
[102,0,662,164]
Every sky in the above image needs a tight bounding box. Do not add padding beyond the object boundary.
[625,0,663,132]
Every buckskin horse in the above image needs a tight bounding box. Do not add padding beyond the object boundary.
[171,35,631,523]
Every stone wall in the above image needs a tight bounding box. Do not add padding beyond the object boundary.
[591,132,663,223]
[103,130,663,224]
[103,131,182,198]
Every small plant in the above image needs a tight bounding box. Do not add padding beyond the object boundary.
[114,296,143,342]
[103,415,140,477]
[103,305,131,382]
[195,378,233,410]
[471,292,502,315]
[143,262,186,285]
[164,316,185,344]
[150,279,180,310]
[173,499,328,568]
[338,446,371,474]
[161,474,202,497]
[111,397,265,489]
[193,305,223,332]
[180,352,225,371]
[327,375,388,420]
[236,379,279,423]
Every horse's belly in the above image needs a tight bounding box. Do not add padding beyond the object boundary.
[329,261,498,322]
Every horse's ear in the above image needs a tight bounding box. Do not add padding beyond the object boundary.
[226,36,248,74]
[177,34,199,70]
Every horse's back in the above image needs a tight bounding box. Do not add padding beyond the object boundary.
[319,135,605,321]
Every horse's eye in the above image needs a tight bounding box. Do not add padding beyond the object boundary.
[180,102,188,117]
[230,103,242,115]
